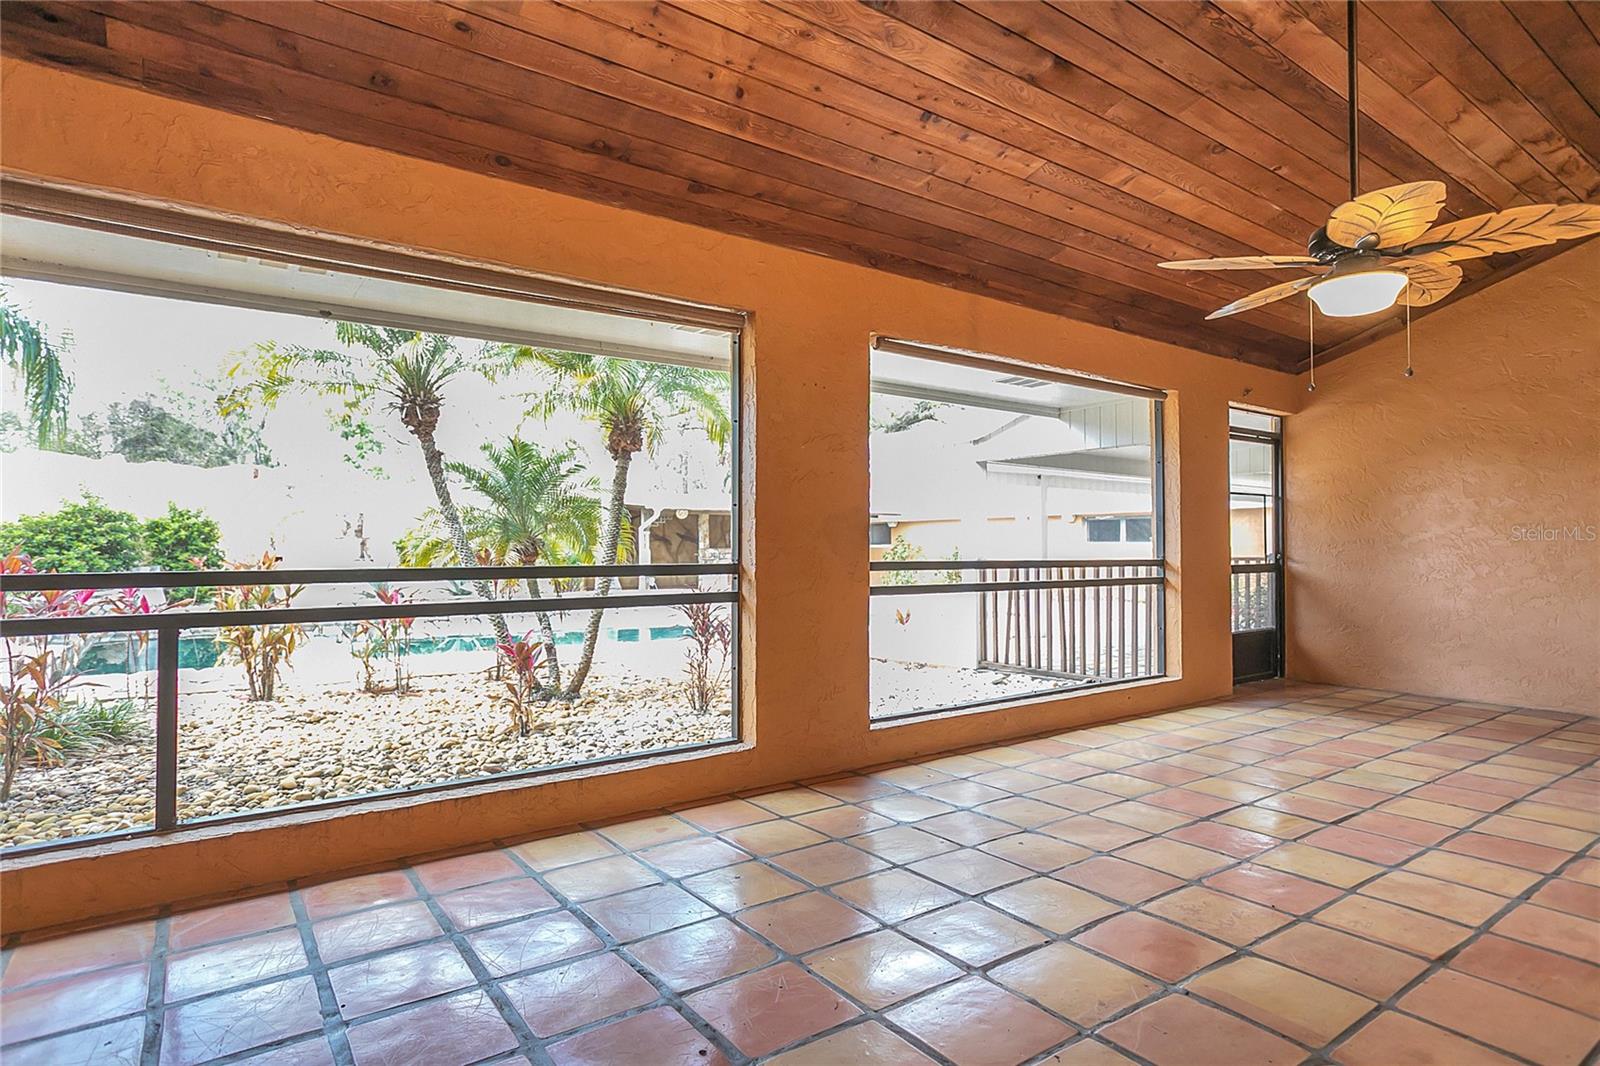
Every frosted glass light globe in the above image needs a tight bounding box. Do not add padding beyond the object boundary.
[1307,269,1407,317]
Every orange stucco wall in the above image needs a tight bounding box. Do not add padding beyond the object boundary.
[0,59,1307,934]
[1286,239,1600,714]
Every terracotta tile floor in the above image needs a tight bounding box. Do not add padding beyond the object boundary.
[4,681,1600,1065]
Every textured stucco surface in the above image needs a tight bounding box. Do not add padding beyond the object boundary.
[1287,239,1600,714]
[0,60,1313,933]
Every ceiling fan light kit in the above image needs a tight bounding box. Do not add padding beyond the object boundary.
[1306,260,1408,318]
[1155,0,1600,384]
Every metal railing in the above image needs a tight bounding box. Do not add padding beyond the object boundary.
[1230,557,1279,633]
[870,558,1167,692]
[0,563,739,853]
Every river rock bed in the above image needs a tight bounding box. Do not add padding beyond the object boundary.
[870,658,1086,717]
[1,672,732,848]
[5,661,1081,847]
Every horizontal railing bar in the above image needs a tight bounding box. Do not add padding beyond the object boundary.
[1229,563,1281,574]
[0,734,748,858]
[870,558,1164,572]
[872,670,1163,724]
[0,590,738,638]
[871,576,1163,597]
[2,562,739,593]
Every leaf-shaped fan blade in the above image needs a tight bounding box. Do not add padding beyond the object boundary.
[1326,181,1448,249]
[1405,203,1600,261]
[1158,255,1320,270]
[1393,259,1463,307]
[1205,276,1319,320]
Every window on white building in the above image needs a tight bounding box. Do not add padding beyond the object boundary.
[868,339,1166,721]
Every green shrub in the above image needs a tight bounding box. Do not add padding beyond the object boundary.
[34,696,147,758]
[880,535,925,586]
[142,503,223,602]
[0,495,143,572]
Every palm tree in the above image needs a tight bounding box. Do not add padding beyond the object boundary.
[447,438,604,691]
[1,292,72,447]
[224,323,521,642]
[523,351,731,697]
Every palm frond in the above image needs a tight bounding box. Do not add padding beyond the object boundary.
[0,293,73,447]
[446,436,605,567]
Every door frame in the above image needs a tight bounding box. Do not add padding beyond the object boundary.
[1229,413,1285,683]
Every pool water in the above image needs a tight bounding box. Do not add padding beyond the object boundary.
[73,623,697,675]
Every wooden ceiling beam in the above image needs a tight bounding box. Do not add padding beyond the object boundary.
[1223,1,1529,211]
[1435,3,1600,179]
[878,0,1337,232]
[1134,0,1496,219]
[1274,1,1578,204]
[407,0,1308,333]
[776,0,1306,253]
[96,0,1292,349]
[1502,4,1600,119]
[1366,1,1600,201]
[976,1,1358,210]
[4,3,1297,367]
[4,1,1590,373]
[664,0,1270,261]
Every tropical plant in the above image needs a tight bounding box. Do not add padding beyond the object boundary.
[214,552,304,702]
[105,397,236,467]
[347,584,415,695]
[677,602,732,714]
[447,438,604,692]
[223,326,524,644]
[520,350,731,697]
[495,629,548,737]
[880,535,925,586]
[0,291,72,448]
[0,646,76,801]
[36,696,147,757]
[142,503,224,602]
[1,550,89,800]
[0,495,144,573]
[0,551,175,798]
[941,548,964,585]
[0,412,103,457]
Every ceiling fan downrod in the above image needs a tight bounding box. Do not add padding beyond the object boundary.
[1347,0,1360,201]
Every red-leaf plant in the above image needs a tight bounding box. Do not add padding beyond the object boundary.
[348,583,416,695]
[495,629,548,738]
[0,550,175,800]
[677,602,732,714]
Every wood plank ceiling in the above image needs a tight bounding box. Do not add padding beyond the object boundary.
[4,1,1599,371]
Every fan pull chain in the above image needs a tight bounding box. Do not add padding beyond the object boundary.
[1307,299,1317,392]
[1403,280,1415,378]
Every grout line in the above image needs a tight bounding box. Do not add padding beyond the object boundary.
[4,682,1598,1066]
[394,864,556,1066]
[138,917,169,1066]
[288,886,356,1066]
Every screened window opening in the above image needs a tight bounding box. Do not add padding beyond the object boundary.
[0,212,740,853]
[869,340,1166,720]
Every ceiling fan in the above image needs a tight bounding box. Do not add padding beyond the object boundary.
[1159,1,1600,322]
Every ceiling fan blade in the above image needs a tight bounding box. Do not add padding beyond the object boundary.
[1205,276,1318,320]
[1326,181,1448,250]
[1392,259,1464,306]
[1404,203,1600,261]
[1158,255,1320,270]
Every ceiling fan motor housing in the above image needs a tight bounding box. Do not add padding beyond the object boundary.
[1307,226,1356,263]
